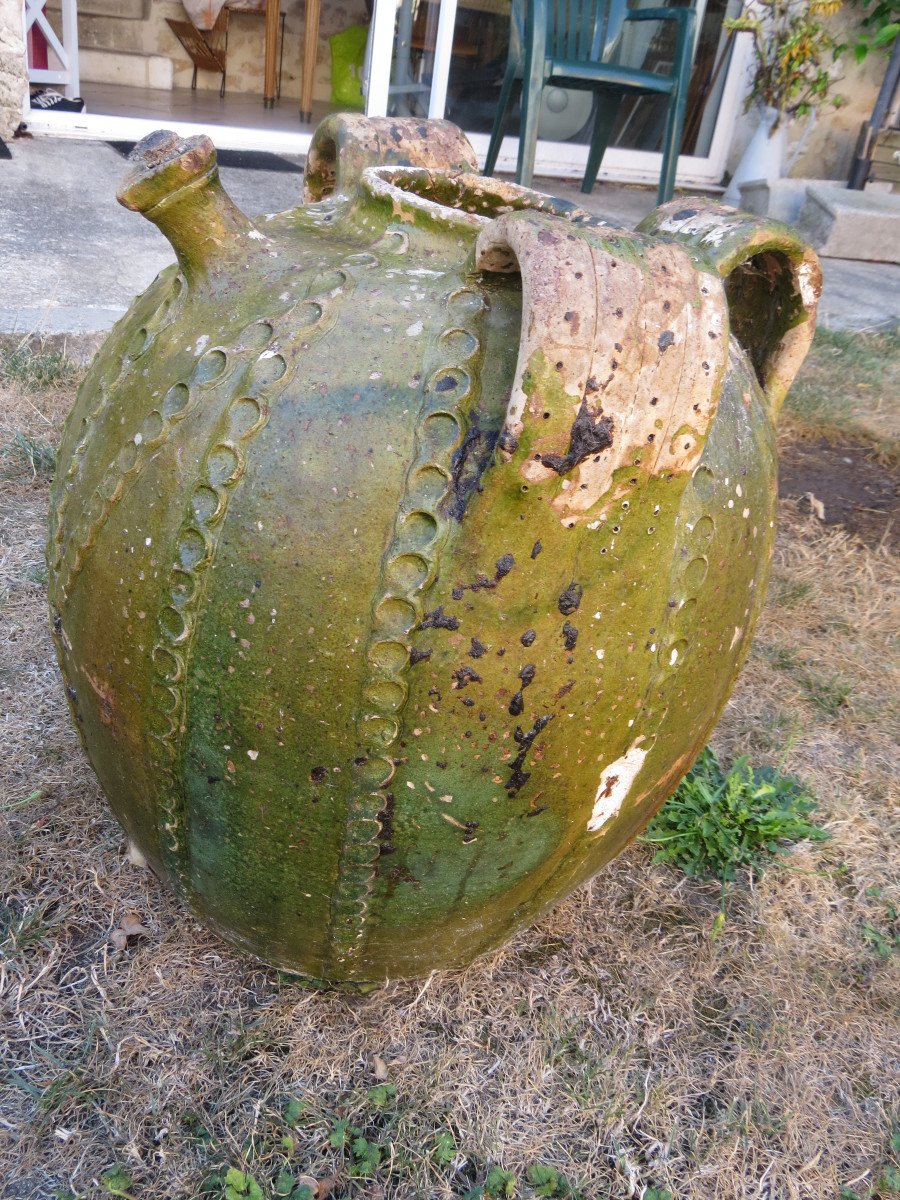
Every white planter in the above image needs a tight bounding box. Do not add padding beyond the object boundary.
[724,105,788,206]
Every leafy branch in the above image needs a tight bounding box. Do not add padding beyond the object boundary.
[725,0,846,124]
[848,0,900,60]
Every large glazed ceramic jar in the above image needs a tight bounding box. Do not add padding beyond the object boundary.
[48,116,820,981]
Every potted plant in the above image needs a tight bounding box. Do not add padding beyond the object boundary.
[724,0,846,203]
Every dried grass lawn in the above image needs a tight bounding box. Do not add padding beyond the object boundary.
[1,335,898,1200]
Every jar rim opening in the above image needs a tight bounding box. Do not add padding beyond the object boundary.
[360,166,600,233]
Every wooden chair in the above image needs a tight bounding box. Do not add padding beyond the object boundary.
[484,0,696,203]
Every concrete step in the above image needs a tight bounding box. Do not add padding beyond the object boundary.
[739,178,844,226]
[796,185,900,264]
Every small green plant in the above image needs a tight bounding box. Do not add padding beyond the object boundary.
[432,1128,457,1167]
[484,1166,518,1198]
[798,668,852,715]
[328,1116,384,1177]
[526,1163,584,1197]
[0,901,58,952]
[182,1110,215,1149]
[773,579,813,607]
[100,1167,135,1199]
[328,1116,350,1149]
[861,900,899,959]
[460,1166,520,1199]
[643,747,828,886]
[841,1156,900,1198]
[273,1170,314,1199]
[1,431,57,479]
[763,642,799,671]
[26,561,49,586]
[222,1169,264,1200]
[283,1097,308,1125]
[757,644,852,715]
[366,1082,397,1106]
[350,1132,382,1177]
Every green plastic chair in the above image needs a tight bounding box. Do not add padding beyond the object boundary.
[484,0,696,203]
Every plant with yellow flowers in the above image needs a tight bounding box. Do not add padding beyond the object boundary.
[726,0,845,126]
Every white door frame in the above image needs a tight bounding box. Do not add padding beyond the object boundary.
[428,0,460,118]
[24,0,81,98]
[364,0,751,189]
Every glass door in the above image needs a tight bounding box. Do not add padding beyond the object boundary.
[364,0,461,120]
[364,0,751,189]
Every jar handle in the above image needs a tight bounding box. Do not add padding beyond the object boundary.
[636,199,821,417]
[474,211,730,527]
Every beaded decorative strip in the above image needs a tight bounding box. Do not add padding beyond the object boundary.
[48,267,186,595]
[53,260,351,601]
[324,281,488,973]
[145,262,365,885]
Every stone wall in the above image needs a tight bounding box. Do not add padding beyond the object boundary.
[0,0,27,139]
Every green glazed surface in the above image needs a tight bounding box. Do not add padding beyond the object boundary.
[47,117,820,980]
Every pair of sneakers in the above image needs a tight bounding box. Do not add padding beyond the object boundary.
[30,89,86,113]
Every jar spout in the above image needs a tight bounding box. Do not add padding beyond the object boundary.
[117,129,257,287]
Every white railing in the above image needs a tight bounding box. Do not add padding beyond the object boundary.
[24,0,81,98]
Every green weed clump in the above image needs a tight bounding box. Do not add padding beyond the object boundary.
[0,344,76,390]
[1,429,56,478]
[839,1126,900,1198]
[643,747,828,885]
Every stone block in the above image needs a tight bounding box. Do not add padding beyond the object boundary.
[79,47,174,90]
[796,185,900,263]
[77,14,145,54]
[47,0,147,19]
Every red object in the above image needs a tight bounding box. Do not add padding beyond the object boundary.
[28,22,49,71]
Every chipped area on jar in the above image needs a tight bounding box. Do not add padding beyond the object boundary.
[796,258,823,308]
[363,166,602,240]
[588,744,647,832]
[365,168,485,231]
